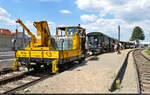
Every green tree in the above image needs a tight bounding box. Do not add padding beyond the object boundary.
[130,26,145,45]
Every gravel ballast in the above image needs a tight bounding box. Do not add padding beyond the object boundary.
[23,49,137,93]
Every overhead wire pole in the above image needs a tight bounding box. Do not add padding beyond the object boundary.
[118,25,120,42]
[117,25,121,54]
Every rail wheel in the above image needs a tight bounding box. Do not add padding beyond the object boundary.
[79,57,85,63]
[32,64,41,70]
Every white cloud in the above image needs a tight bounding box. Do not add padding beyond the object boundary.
[80,14,150,41]
[76,0,150,41]
[0,7,15,26]
[0,7,11,17]
[81,17,125,33]
[76,0,150,23]
[0,16,15,25]
[60,10,71,14]
[80,14,97,23]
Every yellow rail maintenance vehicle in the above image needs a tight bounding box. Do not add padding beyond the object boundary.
[14,19,85,73]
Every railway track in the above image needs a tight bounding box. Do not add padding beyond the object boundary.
[0,67,35,93]
[133,49,150,94]
[0,61,80,94]
[0,68,13,75]
[0,52,92,94]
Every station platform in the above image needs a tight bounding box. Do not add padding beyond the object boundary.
[22,49,138,93]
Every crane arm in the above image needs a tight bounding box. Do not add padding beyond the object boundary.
[33,21,52,46]
[45,21,51,38]
[16,19,36,41]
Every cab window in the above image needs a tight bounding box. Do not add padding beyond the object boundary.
[67,27,75,36]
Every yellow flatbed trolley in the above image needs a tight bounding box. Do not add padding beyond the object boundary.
[14,19,85,73]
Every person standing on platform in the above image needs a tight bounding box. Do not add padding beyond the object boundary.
[79,28,86,54]
[117,42,121,54]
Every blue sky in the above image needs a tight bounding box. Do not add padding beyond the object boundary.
[0,0,149,42]
[0,0,84,34]
[0,0,83,30]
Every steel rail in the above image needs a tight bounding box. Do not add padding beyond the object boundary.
[0,70,35,85]
[2,61,78,94]
[132,49,150,94]
[0,68,13,75]
[132,49,142,95]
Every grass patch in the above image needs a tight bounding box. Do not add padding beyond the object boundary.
[145,48,150,55]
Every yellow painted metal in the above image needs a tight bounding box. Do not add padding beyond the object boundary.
[16,49,82,59]
[15,22,85,72]
[72,35,81,49]
[33,21,52,47]
[13,58,19,71]
[43,51,59,58]
[16,19,36,47]
[65,27,67,36]
[56,26,84,50]
[56,28,58,37]
[16,25,84,59]
[59,49,82,58]
[31,51,43,58]
[25,47,55,51]
[16,50,57,59]
[16,51,30,58]
[16,19,56,50]
[52,60,59,73]
[25,47,32,50]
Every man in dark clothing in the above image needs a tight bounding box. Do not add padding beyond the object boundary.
[117,43,121,54]
[112,43,115,52]
[12,38,16,51]
[79,28,86,54]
